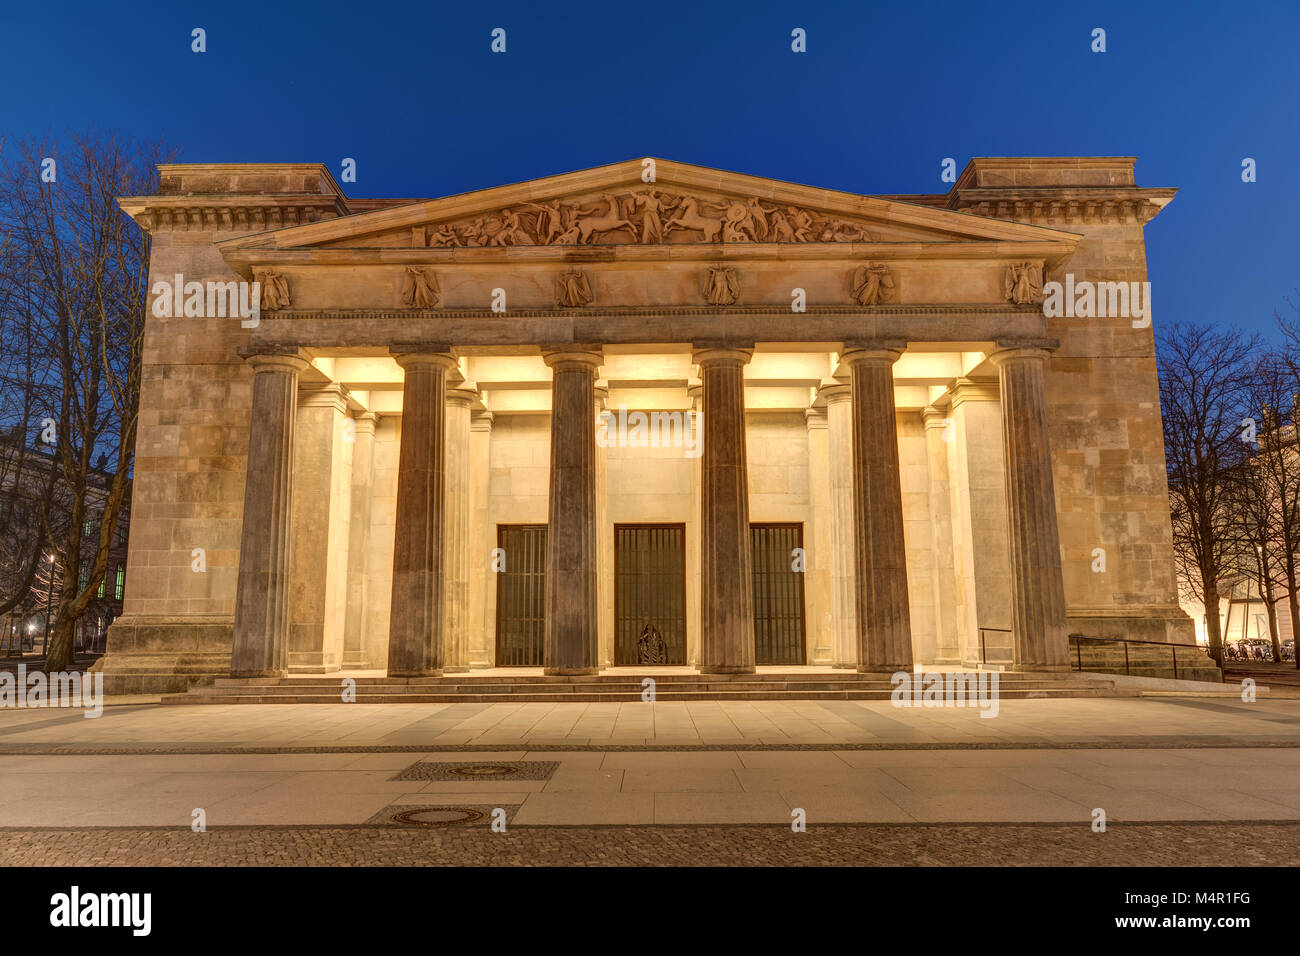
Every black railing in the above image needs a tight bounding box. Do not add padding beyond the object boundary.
[977,627,1013,666]
[1067,633,1222,682]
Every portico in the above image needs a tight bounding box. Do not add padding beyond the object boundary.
[102,156,1202,693]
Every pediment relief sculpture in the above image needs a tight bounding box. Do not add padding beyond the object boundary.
[255,269,291,311]
[702,266,740,306]
[424,188,880,247]
[850,263,896,306]
[555,269,594,308]
[401,267,440,308]
[1004,261,1044,305]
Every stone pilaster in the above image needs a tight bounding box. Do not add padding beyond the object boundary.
[468,410,494,667]
[288,383,352,673]
[342,412,377,668]
[443,386,476,673]
[387,351,457,677]
[543,348,602,675]
[945,378,1013,664]
[694,348,755,675]
[922,407,960,664]
[804,404,833,665]
[230,350,311,677]
[819,380,857,668]
[841,347,912,672]
[989,347,1070,670]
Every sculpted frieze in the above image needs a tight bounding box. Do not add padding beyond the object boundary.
[424,188,880,247]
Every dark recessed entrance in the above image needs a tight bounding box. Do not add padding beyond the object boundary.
[750,523,807,665]
[614,524,687,665]
[495,524,547,667]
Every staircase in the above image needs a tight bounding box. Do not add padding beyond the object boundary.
[161,670,1134,704]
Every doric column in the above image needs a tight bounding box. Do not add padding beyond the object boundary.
[594,380,612,668]
[819,380,858,668]
[230,349,311,677]
[543,348,602,675]
[989,347,1070,670]
[443,385,476,673]
[687,378,703,667]
[342,412,377,669]
[694,347,755,675]
[841,347,912,672]
[921,407,960,664]
[387,350,457,677]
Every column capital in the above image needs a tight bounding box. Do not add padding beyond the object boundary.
[817,380,852,405]
[989,340,1058,367]
[298,382,350,413]
[948,376,1001,408]
[391,350,457,372]
[921,406,950,429]
[839,346,905,368]
[593,379,610,409]
[470,410,495,433]
[351,411,379,436]
[446,386,478,409]
[542,346,603,371]
[239,347,312,375]
[805,406,828,429]
[692,347,753,367]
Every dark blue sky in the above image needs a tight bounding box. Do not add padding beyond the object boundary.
[3,0,1296,335]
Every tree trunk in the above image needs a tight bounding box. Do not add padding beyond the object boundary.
[1200,567,1223,666]
[43,604,76,672]
[1285,554,1300,671]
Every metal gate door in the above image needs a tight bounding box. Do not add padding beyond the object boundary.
[614,524,686,665]
[495,524,547,667]
[750,523,807,665]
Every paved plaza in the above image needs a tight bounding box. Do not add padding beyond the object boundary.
[0,695,1298,863]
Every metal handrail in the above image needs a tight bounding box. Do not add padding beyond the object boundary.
[977,626,1013,666]
[1067,633,1221,682]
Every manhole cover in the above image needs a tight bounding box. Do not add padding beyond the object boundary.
[444,765,519,777]
[390,807,487,827]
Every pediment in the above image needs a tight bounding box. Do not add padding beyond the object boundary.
[218,158,1081,255]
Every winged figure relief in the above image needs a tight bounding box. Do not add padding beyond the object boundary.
[1004,261,1044,305]
[702,266,740,306]
[401,267,440,308]
[256,270,291,311]
[850,263,895,306]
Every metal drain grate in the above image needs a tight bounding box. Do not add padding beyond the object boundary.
[389,806,487,827]
[444,765,518,777]
[391,760,559,782]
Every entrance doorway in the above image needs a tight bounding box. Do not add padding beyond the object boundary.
[495,524,547,666]
[614,524,687,665]
[750,523,807,665]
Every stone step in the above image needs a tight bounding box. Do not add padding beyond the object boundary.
[162,686,1128,704]
[188,679,1090,695]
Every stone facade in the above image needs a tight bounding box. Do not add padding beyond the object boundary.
[102,157,1198,692]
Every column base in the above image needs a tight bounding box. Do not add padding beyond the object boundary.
[443,665,470,674]
[699,665,756,675]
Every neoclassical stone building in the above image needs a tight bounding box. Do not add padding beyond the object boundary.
[103,157,1195,692]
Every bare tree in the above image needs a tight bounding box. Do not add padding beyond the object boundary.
[1159,321,1259,665]
[0,134,165,672]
